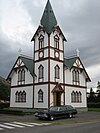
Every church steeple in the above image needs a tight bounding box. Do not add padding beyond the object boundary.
[40,0,57,33]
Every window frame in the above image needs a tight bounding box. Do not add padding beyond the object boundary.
[72,69,80,85]
[39,35,44,50]
[71,91,82,103]
[17,69,25,85]
[38,65,44,80]
[38,89,43,103]
[55,65,60,79]
[54,35,59,49]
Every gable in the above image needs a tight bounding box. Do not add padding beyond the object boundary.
[73,58,83,69]
[7,56,36,81]
[64,56,91,82]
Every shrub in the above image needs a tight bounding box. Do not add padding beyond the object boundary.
[0,103,9,109]
[0,109,24,115]
[87,103,100,108]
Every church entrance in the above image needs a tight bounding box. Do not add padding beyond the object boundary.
[52,83,64,106]
[56,92,61,106]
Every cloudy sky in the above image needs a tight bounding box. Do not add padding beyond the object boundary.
[0,0,100,90]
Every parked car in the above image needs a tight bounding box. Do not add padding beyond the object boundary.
[34,105,77,121]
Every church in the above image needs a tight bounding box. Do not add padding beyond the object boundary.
[7,0,91,109]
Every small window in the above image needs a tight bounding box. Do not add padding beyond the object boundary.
[18,70,21,82]
[54,35,59,49]
[38,65,44,79]
[79,91,82,103]
[55,65,60,79]
[18,91,22,102]
[39,35,44,49]
[15,91,19,102]
[38,89,43,102]
[22,69,25,82]
[22,91,26,102]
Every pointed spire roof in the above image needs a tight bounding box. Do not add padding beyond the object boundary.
[40,0,57,33]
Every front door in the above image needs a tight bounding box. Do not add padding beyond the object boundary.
[56,92,61,106]
[52,83,64,106]
[53,92,61,106]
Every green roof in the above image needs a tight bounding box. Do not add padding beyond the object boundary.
[20,56,35,77]
[64,57,77,69]
[40,0,57,33]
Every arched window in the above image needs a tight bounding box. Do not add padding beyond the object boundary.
[22,69,25,82]
[22,91,26,102]
[55,65,60,79]
[39,35,44,49]
[18,70,21,82]
[76,70,79,82]
[72,69,76,82]
[71,91,82,103]
[54,35,59,49]
[18,91,22,102]
[38,65,44,79]
[71,91,75,103]
[15,91,26,103]
[79,91,82,103]
[38,89,43,102]
[15,91,19,102]
[76,91,78,103]
[18,69,25,84]
[72,69,80,85]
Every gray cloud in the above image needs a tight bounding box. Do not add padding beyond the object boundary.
[0,0,100,87]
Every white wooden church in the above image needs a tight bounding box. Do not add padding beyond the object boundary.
[7,0,91,109]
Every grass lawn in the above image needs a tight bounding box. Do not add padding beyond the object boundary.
[88,108,100,112]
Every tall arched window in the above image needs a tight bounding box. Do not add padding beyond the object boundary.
[22,69,25,82]
[72,69,80,85]
[38,89,43,102]
[76,91,78,103]
[71,91,75,103]
[18,70,21,82]
[79,91,82,103]
[15,91,19,102]
[72,69,76,82]
[38,65,44,79]
[54,35,59,49]
[55,65,60,79]
[18,69,25,84]
[39,35,44,49]
[76,70,79,83]
[22,91,26,102]
[18,91,22,102]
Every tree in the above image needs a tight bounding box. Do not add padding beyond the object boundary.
[96,81,100,102]
[0,77,10,101]
[88,88,96,103]
[97,81,100,93]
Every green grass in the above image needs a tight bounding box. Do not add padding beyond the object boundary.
[88,108,100,112]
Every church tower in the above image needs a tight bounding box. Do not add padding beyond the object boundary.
[31,0,67,108]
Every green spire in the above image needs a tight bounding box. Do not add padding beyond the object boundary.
[40,0,57,33]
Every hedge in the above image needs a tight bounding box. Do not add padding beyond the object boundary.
[87,103,100,108]
[0,103,9,109]
[0,109,24,115]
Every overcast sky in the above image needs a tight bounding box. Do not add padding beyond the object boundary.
[0,0,100,89]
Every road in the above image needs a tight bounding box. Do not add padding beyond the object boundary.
[0,121,100,133]
[0,111,100,133]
